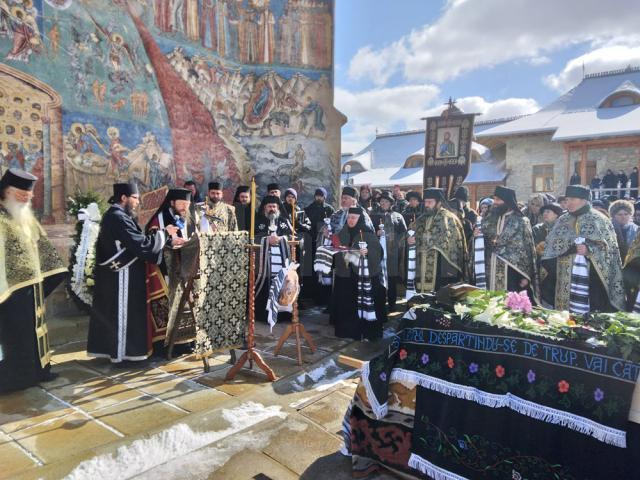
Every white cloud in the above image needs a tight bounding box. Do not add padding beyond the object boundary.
[544,43,640,92]
[348,0,640,86]
[528,56,551,66]
[336,84,440,153]
[348,40,407,87]
[337,86,539,153]
[421,96,540,120]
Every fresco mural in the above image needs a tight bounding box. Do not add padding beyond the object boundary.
[0,0,341,221]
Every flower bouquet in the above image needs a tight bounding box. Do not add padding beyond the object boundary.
[453,290,640,362]
[67,191,107,312]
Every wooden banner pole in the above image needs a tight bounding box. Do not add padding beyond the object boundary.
[226,180,277,382]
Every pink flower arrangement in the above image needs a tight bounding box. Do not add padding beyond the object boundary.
[505,290,533,314]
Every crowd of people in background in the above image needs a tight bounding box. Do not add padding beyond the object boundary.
[572,167,640,199]
[5,161,640,393]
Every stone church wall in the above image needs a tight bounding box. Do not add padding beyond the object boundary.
[503,134,566,201]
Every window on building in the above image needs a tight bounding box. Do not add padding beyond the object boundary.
[342,161,365,174]
[532,165,554,192]
[610,95,636,107]
[599,91,640,108]
[403,155,424,168]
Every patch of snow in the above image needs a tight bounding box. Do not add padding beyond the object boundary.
[135,429,278,480]
[284,419,310,432]
[289,396,313,408]
[64,402,286,480]
[293,358,358,393]
[296,358,336,384]
[313,370,358,392]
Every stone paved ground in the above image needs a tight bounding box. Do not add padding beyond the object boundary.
[1,301,405,479]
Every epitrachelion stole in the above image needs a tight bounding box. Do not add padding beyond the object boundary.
[194,232,249,357]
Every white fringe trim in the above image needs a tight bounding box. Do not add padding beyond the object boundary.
[391,369,627,448]
[361,361,389,419]
[408,453,468,480]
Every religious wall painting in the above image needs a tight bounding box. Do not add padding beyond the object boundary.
[164,44,335,200]
[0,0,170,131]
[0,64,63,219]
[44,0,73,9]
[0,0,43,64]
[150,0,333,71]
[0,0,339,218]
[62,112,175,200]
[242,134,335,204]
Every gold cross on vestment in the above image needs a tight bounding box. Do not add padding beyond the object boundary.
[110,260,121,270]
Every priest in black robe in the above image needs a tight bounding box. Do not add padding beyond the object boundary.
[480,186,539,302]
[144,188,193,344]
[233,185,251,231]
[401,191,423,228]
[0,169,67,393]
[372,191,407,310]
[146,188,195,247]
[87,183,177,364]
[283,187,312,291]
[304,187,335,304]
[254,195,294,323]
[330,207,386,341]
[540,185,625,312]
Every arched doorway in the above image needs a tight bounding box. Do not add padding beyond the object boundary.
[0,64,63,223]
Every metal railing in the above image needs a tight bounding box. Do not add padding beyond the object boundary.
[590,186,638,200]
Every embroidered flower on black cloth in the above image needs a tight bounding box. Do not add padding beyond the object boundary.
[495,365,505,378]
[421,353,429,365]
[558,380,570,393]
[399,348,408,360]
[379,372,387,382]
[457,439,467,450]
[527,369,536,383]
[512,470,522,480]
[447,356,455,369]
[594,387,605,402]
[468,362,479,374]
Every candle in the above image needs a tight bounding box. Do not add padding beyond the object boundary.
[250,177,256,242]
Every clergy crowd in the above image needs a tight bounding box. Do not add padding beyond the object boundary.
[3,164,640,393]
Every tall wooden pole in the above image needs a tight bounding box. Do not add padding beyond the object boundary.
[226,178,277,381]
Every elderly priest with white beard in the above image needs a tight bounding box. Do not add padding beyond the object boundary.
[0,169,67,393]
[87,183,179,364]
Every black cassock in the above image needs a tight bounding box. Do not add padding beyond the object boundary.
[0,205,67,393]
[254,213,293,323]
[0,275,65,393]
[87,204,166,362]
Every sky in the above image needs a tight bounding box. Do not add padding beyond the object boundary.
[334,0,640,154]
